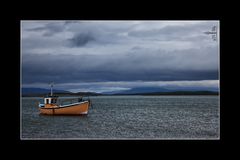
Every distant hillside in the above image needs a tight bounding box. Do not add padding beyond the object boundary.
[22,87,219,97]
[103,86,219,95]
[165,86,219,92]
[118,87,171,94]
[21,88,101,97]
[22,88,70,95]
[140,91,219,95]
[54,92,102,96]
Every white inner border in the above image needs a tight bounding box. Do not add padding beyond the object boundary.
[20,20,220,140]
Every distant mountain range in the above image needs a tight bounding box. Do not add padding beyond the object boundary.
[22,88,70,95]
[103,86,219,95]
[21,88,100,96]
[22,86,219,97]
[103,87,170,94]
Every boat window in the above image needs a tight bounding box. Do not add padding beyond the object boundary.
[51,99,54,104]
[46,99,49,104]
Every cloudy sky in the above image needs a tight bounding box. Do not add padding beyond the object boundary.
[21,20,219,93]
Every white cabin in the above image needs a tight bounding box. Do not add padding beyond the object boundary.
[44,96,58,104]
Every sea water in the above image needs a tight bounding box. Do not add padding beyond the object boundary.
[21,95,219,139]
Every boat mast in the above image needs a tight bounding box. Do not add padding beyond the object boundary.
[50,82,54,96]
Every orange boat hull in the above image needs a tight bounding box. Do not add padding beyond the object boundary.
[39,101,90,115]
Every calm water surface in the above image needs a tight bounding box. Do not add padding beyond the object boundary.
[21,96,219,139]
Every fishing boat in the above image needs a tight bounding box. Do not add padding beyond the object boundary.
[38,83,91,115]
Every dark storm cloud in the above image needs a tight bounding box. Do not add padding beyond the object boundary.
[21,21,219,91]
[67,32,95,47]
[22,47,218,84]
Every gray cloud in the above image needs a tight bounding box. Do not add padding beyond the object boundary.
[128,22,215,41]
[26,22,66,36]
[67,32,95,47]
[22,46,218,84]
[21,21,219,91]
